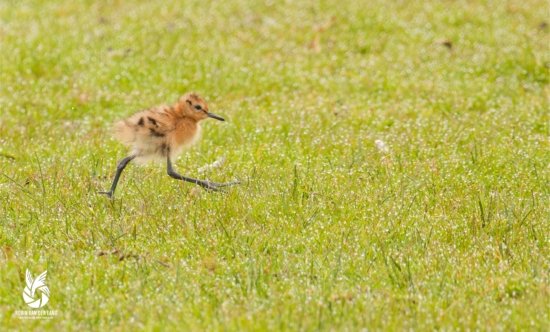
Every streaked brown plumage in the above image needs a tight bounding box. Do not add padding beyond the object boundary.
[99,93,238,198]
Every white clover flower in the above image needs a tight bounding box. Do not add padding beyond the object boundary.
[375,139,390,153]
[198,156,226,174]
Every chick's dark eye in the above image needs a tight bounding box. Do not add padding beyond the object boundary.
[194,105,202,110]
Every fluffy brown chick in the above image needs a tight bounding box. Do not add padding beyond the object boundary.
[99,93,238,198]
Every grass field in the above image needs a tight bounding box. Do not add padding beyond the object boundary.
[0,0,549,330]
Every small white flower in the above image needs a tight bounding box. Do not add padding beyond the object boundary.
[198,156,226,174]
[375,139,389,153]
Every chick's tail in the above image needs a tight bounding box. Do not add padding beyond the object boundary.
[113,120,136,146]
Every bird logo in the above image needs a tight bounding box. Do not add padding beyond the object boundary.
[22,269,50,309]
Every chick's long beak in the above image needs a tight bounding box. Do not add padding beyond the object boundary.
[207,112,225,121]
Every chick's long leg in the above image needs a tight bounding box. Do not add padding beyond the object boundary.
[99,155,136,198]
[166,156,239,192]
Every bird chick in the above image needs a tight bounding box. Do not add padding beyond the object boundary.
[99,93,238,198]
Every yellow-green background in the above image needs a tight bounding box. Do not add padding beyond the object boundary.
[0,0,548,330]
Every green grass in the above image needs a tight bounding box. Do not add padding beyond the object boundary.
[0,0,549,330]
